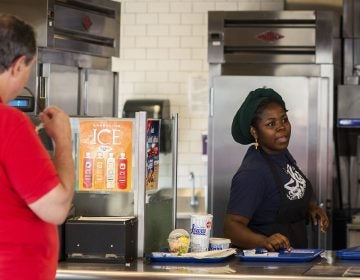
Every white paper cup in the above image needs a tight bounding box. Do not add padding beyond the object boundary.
[190,214,213,252]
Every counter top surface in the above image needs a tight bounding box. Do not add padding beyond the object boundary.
[56,251,360,279]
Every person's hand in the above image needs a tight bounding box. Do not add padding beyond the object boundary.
[263,233,291,252]
[39,106,72,146]
[309,204,329,233]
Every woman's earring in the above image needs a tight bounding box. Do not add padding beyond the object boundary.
[255,138,259,150]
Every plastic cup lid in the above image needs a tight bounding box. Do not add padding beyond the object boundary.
[209,237,231,244]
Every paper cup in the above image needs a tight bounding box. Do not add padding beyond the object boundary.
[190,214,213,252]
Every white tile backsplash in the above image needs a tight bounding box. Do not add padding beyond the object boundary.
[170,25,192,36]
[146,48,169,59]
[159,14,181,24]
[169,48,192,60]
[147,25,169,36]
[136,36,158,48]
[118,0,284,190]
[215,2,238,10]
[193,2,216,12]
[124,2,148,13]
[135,60,157,71]
[170,2,193,13]
[148,2,170,13]
[136,13,158,25]
[158,37,181,48]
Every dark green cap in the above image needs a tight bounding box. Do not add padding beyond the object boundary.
[231,87,286,145]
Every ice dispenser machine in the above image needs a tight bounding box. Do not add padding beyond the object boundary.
[64,113,148,262]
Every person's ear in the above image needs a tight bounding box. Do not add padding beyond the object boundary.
[250,126,257,139]
[9,56,27,78]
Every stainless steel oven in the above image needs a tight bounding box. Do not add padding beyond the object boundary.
[208,10,341,249]
[1,0,120,117]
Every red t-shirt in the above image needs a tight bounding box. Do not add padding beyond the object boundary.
[0,99,60,280]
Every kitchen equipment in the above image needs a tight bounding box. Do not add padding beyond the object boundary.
[123,99,172,153]
[334,0,360,249]
[208,10,341,249]
[0,0,120,117]
[8,94,34,112]
[65,216,137,263]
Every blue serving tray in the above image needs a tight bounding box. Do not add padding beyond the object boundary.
[238,248,324,262]
[336,246,360,260]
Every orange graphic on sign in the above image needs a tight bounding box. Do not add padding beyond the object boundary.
[78,119,133,192]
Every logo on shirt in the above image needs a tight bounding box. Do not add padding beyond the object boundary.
[283,164,306,200]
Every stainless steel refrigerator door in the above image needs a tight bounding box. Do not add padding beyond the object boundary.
[82,69,115,117]
[39,65,116,117]
[208,75,333,248]
[42,64,79,116]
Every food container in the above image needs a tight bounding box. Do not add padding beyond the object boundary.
[167,229,190,254]
[209,237,231,250]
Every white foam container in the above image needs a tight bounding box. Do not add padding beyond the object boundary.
[209,237,231,250]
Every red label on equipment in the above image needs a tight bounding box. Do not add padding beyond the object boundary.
[82,15,93,31]
[256,31,284,42]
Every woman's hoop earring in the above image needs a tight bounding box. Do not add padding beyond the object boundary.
[255,138,259,150]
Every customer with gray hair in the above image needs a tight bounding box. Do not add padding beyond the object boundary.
[0,14,75,279]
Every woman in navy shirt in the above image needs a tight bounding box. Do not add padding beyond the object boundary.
[225,87,329,251]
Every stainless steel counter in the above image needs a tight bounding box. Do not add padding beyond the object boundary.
[56,251,360,279]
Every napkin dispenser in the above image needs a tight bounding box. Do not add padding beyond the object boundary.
[65,216,137,263]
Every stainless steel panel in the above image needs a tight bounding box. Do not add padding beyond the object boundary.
[0,0,120,57]
[38,48,113,70]
[224,28,315,47]
[0,0,50,47]
[208,11,340,65]
[73,192,135,216]
[315,12,341,64]
[220,64,321,76]
[224,54,316,65]
[35,49,116,117]
[54,3,118,39]
[208,75,333,248]
[43,64,79,116]
[0,0,119,117]
[210,10,317,22]
[56,251,360,279]
[135,112,147,257]
[343,0,360,38]
[338,85,360,119]
[172,114,179,229]
[343,39,356,84]
[53,2,120,57]
[83,69,115,117]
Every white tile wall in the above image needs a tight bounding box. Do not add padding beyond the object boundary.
[116,0,284,190]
